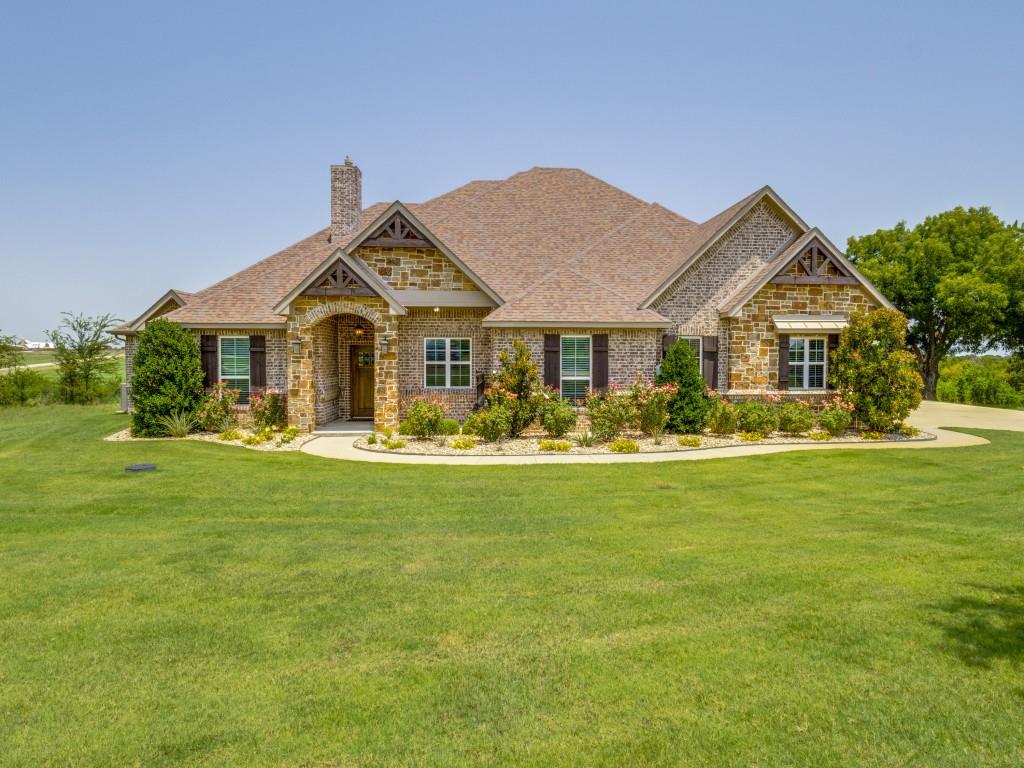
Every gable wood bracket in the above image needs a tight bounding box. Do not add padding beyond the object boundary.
[770,241,858,285]
[361,212,431,248]
[302,262,376,297]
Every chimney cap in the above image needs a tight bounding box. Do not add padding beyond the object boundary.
[343,156,353,166]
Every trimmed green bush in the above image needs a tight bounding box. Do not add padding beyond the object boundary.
[450,435,476,450]
[539,390,577,437]
[439,418,461,436]
[830,309,923,431]
[130,319,205,437]
[735,400,777,438]
[706,396,737,434]
[538,439,572,452]
[608,438,640,453]
[777,401,814,435]
[656,340,710,433]
[677,435,701,448]
[464,405,512,442]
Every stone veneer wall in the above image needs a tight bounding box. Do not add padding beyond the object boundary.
[288,296,398,431]
[397,308,491,421]
[726,283,878,391]
[651,200,799,388]
[489,328,661,390]
[355,246,477,291]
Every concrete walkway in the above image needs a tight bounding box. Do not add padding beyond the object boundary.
[300,401,1020,465]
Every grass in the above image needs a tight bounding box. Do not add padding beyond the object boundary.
[1,406,1023,766]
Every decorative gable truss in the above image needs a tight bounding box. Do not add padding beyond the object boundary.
[770,239,857,285]
[303,262,376,297]
[361,212,431,248]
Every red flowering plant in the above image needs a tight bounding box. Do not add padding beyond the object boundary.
[585,384,637,442]
[250,389,288,431]
[196,381,238,432]
[817,393,855,436]
[629,373,678,437]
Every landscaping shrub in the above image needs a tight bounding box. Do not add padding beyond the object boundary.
[218,428,243,441]
[538,439,572,452]
[538,388,577,437]
[575,431,596,447]
[464,404,512,442]
[242,426,275,445]
[401,397,446,438]
[450,435,476,450]
[586,387,636,442]
[608,438,640,453]
[705,393,737,434]
[735,399,777,438]
[383,438,407,450]
[250,390,287,431]
[439,418,461,436]
[677,435,701,448]
[830,309,923,431]
[777,401,814,435]
[130,319,205,437]
[861,430,885,440]
[817,395,854,436]
[808,431,833,441]
[276,425,302,446]
[630,374,677,437]
[366,433,377,445]
[937,357,1022,408]
[196,382,238,432]
[488,339,542,437]
[656,339,710,433]
[157,410,197,437]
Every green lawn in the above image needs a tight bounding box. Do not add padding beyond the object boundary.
[1,406,1022,767]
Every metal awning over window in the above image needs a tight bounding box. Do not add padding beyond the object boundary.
[773,314,849,332]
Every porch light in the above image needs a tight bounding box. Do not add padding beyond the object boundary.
[433,306,440,313]
[354,327,364,337]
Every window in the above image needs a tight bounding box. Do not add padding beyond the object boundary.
[560,335,591,402]
[788,337,826,390]
[424,338,471,388]
[681,336,702,359]
[219,336,251,403]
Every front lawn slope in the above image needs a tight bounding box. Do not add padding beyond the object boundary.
[1,406,1022,766]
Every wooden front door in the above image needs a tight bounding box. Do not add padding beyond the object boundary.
[350,345,374,419]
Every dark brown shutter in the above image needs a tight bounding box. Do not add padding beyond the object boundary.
[543,334,560,389]
[701,335,718,390]
[661,333,677,359]
[778,334,790,390]
[249,335,266,389]
[827,334,840,389]
[592,334,609,391]
[200,335,218,388]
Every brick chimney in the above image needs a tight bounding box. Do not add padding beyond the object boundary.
[330,157,362,240]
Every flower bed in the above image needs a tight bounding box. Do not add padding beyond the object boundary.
[105,426,316,452]
[355,428,933,457]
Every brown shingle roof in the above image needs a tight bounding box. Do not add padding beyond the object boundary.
[155,168,790,327]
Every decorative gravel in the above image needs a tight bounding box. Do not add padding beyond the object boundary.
[354,429,935,457]
[104,428,317,452]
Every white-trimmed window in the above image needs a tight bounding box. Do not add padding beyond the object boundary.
[219,336,251,403]
[788,337,826,390]
[424,338,471,388]
[681,336,702,360]
[560,335,591,402]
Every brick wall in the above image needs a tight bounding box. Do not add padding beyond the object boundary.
[652,200,799,388]
[396,308,491,420]
[726,283,879,391]
[186,329,288,391]
[355,246,478,291]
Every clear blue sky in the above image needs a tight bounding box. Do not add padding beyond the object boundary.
[2,1,1022,339]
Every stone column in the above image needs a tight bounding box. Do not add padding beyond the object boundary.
[374,310,400,431]
[287,310,316,432]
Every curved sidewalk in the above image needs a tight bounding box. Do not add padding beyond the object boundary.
[299,401,1019,465]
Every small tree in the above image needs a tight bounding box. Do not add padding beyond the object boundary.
[47,312,121,404]
[656,340,710,432]
[0,331,21,370]
[489,339,542,437]
[130,319,205,437]
[830,309,923,431]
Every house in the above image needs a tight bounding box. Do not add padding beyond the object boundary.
[115,158,892,432]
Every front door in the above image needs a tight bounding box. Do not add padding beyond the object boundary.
[350,345,374,419]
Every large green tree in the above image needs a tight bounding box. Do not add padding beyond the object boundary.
[847,207,1024,399]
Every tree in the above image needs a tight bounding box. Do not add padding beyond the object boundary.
[0,331,21,370]
[130,319,205,437]
[655,339,709,432]
[847,207,1024,399]
[829,309,923,431]
[489,339,542,437]
[47,312,121,404]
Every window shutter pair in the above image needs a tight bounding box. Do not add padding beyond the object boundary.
[543,333,608,391]
[661,333,719,390]
[199,334,266,389]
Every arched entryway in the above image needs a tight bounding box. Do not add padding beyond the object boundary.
[287,298,400,432]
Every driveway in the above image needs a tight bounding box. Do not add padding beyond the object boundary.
[301,401,1021,465]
